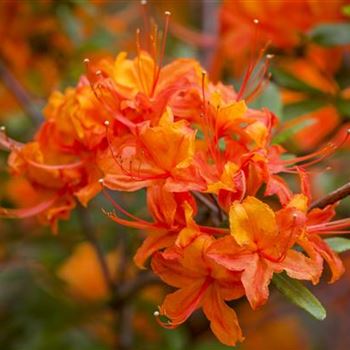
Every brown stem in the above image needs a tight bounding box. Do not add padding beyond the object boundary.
[193,192,219,214]
[0,59,43,126]
[112,271,161,308]
[309,182,350,210]
[118,304,134,350]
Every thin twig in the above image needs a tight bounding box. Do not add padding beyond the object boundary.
[118,304,134,350]
[193,192,219,214]
[77,205,115,293]
[0,59,43,126]
[112,271,161,307]
[310,182,350,210]
[209,193,227,221]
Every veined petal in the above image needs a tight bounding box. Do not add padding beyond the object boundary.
[270,249,321,285]
[158,279,209,327]
[147,185,177,226]
[134,230,177,269]
[241,254,274,309]
[139,111,196,172]
[265,175,292,206]
[307,206,336,226]
[202,285,244,346]
[175,201,200,248]
[309,235,345,283]
[151,250,203,288]
[207,236,251,271]
[229,196,277,247]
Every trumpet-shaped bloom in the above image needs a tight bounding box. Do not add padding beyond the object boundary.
[208,196,320,309]
[152,235,245,346]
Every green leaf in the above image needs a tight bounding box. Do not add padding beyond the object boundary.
[309,23,350,47]
[271,66,322,94]
[343,5,350,17]
[325,238,350,253]
[335,98,350,119]
[249,82,283,117]
[272,272,327,320]
[272,118,315,144]
[283,99,327,121]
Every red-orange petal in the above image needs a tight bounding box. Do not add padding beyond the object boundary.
[202,284,244,346]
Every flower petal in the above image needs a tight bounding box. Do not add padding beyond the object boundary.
[202,285,244,346]
[241,254,274,309]
[159,279,209,327]
[134,230,177,269]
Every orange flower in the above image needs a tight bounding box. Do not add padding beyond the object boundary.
[103,184,221,268]
[86,49,203,131]
[43,79,111,151]
[0,104,103,230]
[208,196,320,309]
[152,235,245,346]
[98,108,202,192]
[58,242,118,301]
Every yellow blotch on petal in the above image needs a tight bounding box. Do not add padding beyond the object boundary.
[287,194,309,213]
[113,51,155,97]
[207,161,239,194]
[217,100,248,132]
[245,121,268,148]
[229,196,277,247]
[139,108,195,171]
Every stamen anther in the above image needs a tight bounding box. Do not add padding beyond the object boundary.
[104,120,110,127]
[153,311,160,317]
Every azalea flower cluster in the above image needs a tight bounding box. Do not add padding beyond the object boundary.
[1,17,350,346]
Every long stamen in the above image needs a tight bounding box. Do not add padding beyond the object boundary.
[281,131,350,170]
[236,19,261,101]
[0,126,23,151]
[100,181,150,224]
[136,28,150,95]
[308,218,350,233]
[150,11,171,97]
